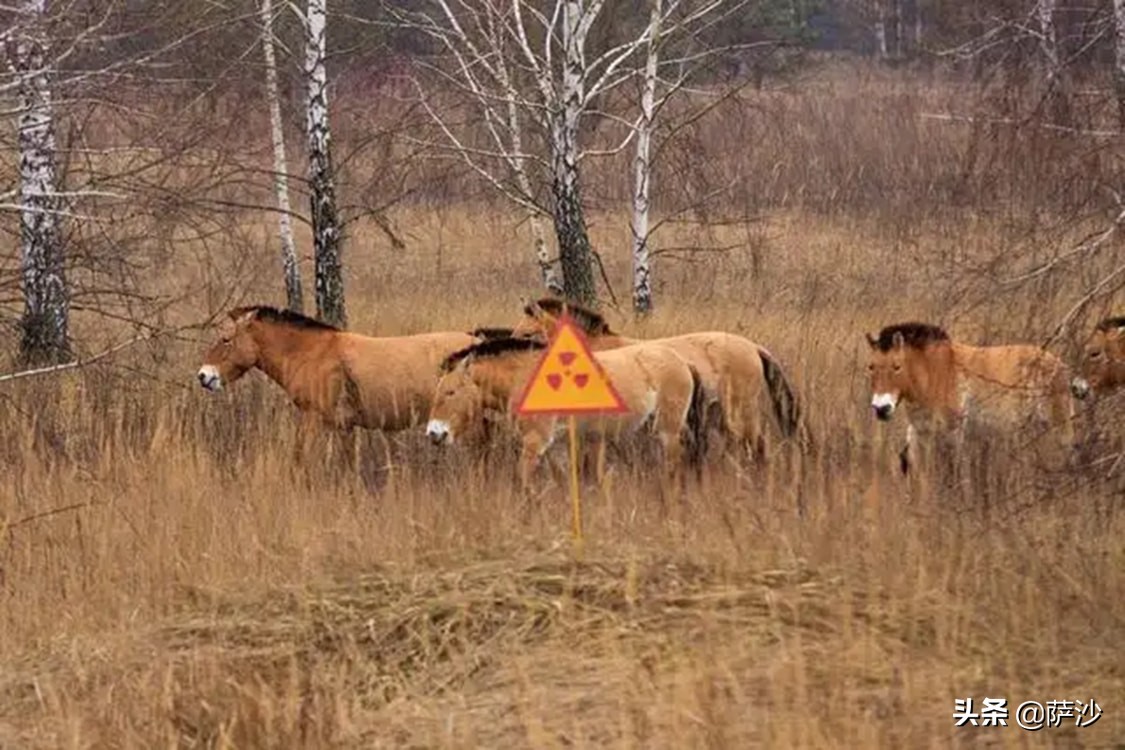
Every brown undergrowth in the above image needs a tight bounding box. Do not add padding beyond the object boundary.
[0,202,1123,747]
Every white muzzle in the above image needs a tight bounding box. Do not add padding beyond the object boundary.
[197,365,222,392]
[1070,377,1091,400]
[426,419,452,445]
[871,392,897,421]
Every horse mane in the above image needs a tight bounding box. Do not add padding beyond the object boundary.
[441,337,546,373]
[525,297,615,335]
[470,326,515,340]
[232,305,340,332]
[871,322,950,351]
[1095,316,1125,332]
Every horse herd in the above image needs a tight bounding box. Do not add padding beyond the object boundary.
[196,299,1125,488]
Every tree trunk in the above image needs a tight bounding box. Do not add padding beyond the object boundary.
[912,0,923,51]
[551,163,598,308]
[261,0,303,312]
[551,0,597,307]
[874,19,888,60]
[9,0,70,365]
[305,0,345,327]
[631,0,660,316]
[1036,0,1069,124]
[1114,0,1125,128]
[890,0,903,59]
[499,55,563,294]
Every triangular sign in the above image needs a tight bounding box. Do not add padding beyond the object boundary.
[515,313,629,416]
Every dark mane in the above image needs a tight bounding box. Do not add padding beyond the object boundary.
[469,326,516,340]
[1096,316,1125,332]
[231,305,340,332]
[871,322,950,351]
[440,337,546,373]
[525,297,615,335]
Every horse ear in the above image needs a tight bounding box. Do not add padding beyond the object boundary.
[865,332,878,349]
[234,309,257,326]
[892,331,905,350]
[524,297,547,321]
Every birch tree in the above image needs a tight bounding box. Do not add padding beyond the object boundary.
[1035,0,1069,123]
[631,0,662,315]
[5,0,70,365]
[261,0,304,312]
[304,0,345,326]
[394,0,748,308]
[1114,0,1125,127]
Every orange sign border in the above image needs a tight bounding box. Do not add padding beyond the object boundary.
[514,312,629,417]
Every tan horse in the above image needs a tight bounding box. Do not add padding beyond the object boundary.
[424,337,708,489]
[510,298,800,462]
[1071,316,1125,400]
[865,322,1074,473]
[197,306,478,441]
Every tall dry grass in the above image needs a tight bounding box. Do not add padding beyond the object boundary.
[1,198,1123,747]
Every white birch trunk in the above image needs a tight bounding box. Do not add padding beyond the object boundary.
[499,53,562,294]
[1037,0,1059,79]
[1036,0,1061,89]
[7,0,70,364]
[631,0,660,315]
[874,19,888,60]
[1114,0,1125,127]
[912,0,923,51]
[261,0,303,313]
[551,0,598,306]
[1036,0,1070,123]
[305,0,345,326]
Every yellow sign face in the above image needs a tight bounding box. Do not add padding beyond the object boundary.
[515,314,628,416]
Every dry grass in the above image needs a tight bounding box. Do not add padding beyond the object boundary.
[1,198,1124,749]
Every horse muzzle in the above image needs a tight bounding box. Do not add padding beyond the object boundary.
[871,393,897,421]
[1070,377,1091,400]
[426,419,452,446]
[197,365,223,392]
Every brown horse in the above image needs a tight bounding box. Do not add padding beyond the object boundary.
[197,306,478,441]
[866,322,1074,473]
[1071,316,1125,400]
[510,298,801,463]
[425,337,708,489]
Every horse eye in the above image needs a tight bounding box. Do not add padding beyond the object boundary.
[1090,351,1102,359]
[892,364,902,372]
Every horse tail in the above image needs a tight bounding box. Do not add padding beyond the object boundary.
[758,348,800,439]
[684,364,709,470]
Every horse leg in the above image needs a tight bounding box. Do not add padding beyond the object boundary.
[661,430,685,493]
[518,421,556,494]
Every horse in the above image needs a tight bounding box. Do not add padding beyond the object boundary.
[424,336,708,490]
[197,306,480,460]
[1070,316,1125,400]
[510,298,801,464]
[865,322,1075,474]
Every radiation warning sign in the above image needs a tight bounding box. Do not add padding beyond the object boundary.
[515,314,628,416]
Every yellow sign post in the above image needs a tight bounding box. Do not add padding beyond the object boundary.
[515,312,628,550]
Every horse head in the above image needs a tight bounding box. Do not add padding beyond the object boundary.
[866,330,910,421]
[511,296,555,340]
[197,309,260,392]
[865,322,954,421]
[426,357,488,446]
[1073,318,1125,399]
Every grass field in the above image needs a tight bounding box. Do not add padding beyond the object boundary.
[1,199,1123,749]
